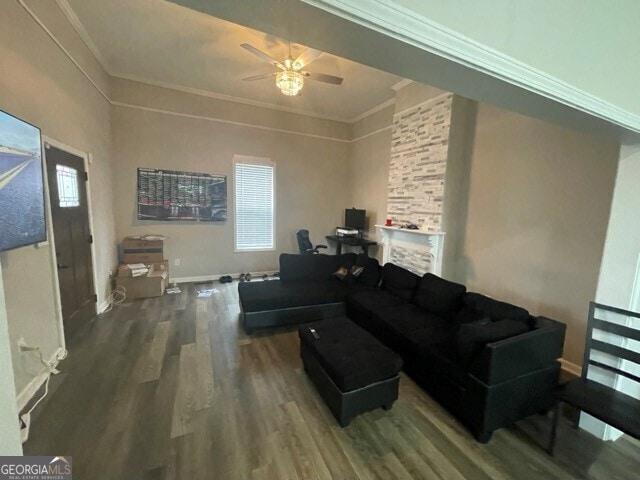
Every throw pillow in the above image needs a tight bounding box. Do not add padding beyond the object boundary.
[332,266,349,281]
[355,254,382,287]
[413,273,466,320]
[455,304,486,325]
[456,318,528,362]
[333,265,365,284]
[381,263,420,301]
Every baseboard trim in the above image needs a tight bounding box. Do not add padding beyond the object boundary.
[170,270,278,284]
[559,358,581,377]
[17,347,65,412]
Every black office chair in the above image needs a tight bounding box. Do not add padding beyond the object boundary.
[296,229,327,254]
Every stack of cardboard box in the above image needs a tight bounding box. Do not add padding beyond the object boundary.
[116,236,169,300]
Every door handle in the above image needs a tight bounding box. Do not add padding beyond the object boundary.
[57,264,70,270]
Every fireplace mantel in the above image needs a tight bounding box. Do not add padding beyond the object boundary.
[375,225,446,276]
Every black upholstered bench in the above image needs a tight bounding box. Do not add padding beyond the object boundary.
[298,316,403,427]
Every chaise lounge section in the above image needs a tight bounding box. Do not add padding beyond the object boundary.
[347,265,566,441]
[238,252,380,334]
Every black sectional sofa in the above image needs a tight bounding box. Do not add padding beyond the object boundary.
[238,253,566,441]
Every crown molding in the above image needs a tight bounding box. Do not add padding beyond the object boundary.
[55,0,112,73]
[303,0,640,133]
[111,73,352,124]
[18,0,110,102]
[348,98,395,123]
[52,0,398,126]
[112,101,352,143]
[350,125,392,143]
[391,78,413,91]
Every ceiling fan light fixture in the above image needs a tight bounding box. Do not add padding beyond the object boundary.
[276,70,304,96]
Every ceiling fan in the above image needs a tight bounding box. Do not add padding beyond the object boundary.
[240,43,343,96]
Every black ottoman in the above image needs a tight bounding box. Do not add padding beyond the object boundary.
[298,316,403,427]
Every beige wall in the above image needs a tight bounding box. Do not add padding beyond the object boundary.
[596,145,640,310]
[0,265,21,454]
[450,104,619,364]
[441,96,477,280]
[348,106,394,261]
[348,83,621,366]
[394,82,447,114]
[111,82,351,278]
[0,1,116,394]
[111,77,350,142]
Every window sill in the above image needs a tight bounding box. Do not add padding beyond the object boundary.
[235,247,276,253]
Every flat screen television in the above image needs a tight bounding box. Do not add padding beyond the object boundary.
[0,110,46,251]
[345,208,365,231]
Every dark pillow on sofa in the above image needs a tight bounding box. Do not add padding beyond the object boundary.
[381,263,420,301]
[355,254,381,287]
[455,304,486,324]
[333,265,364,284]
[456,318,528,361]
[462,292,529,323]
[413,273,466,319]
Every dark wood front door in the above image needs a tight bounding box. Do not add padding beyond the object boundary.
[45,144,95,342]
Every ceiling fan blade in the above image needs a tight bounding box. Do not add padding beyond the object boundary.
[293,48,323,69]
[240,43,284,69]
[242,72,277,82]
[303,72,344,85]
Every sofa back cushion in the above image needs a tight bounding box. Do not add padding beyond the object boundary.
[355,254,381,287]
[413,273,466,319]
[381,263,420,301]
[279,253,356,282]
[459,292,530,323]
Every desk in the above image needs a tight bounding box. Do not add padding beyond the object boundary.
[325,235,377,256]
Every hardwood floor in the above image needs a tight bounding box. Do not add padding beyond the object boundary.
[25,281,640,479]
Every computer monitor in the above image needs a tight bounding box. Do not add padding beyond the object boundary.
[345,208,365,231]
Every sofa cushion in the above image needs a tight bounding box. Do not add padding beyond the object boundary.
[381,263,420,301]
[462,292,530,323]
[346,289,406,326]
[239,279,370,312]
[372,303,454,356]
[298,316,402,391]
[355,254,382,288]
[413,273,466,320]
[456,318,529,362]
[279,253,356,283]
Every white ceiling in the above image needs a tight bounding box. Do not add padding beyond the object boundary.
[63,0,403,122]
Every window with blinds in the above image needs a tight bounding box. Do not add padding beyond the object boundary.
[234,157,275,251]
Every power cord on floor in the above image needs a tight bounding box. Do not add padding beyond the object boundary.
[18,346,66,443]
[102,285,127,313]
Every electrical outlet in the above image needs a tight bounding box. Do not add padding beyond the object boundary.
[174,258,180,266]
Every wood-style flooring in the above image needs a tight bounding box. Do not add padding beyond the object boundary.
[24,281,640,479]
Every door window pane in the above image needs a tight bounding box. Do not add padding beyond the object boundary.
[56,164,80,207]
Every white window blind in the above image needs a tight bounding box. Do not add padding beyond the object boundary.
[234,158,275,251]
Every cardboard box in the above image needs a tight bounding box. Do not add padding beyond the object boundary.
[122,251,165,263]
[117,260,169,278]
[122,237,164,250]
[116,270,168,300]
[122,236,164,263]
